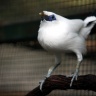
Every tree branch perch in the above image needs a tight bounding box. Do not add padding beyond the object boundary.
[26,74,96,96]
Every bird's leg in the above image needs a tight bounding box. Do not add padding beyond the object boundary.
[70,51,83,87]
[39,54,61,91]
[39,63,61,91]
[46,62,61,78]
[70,61,81,87]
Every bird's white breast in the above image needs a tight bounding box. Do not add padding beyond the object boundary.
[38,21,69,52]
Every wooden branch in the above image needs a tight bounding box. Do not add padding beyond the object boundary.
[25,74,96,96]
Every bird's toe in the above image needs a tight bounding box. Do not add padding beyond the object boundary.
[70,69,79,87]
[39,78,47,91]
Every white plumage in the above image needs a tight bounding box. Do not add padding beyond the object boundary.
[38,11,96,90]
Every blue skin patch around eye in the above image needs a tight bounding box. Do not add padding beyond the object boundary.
[45,15,56,21]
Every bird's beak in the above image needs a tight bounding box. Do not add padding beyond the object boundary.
[39,12,46,20]
[39,12,43,16]
[39,12,45,16]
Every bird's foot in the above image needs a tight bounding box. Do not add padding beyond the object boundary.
[39,76,47,91]
[70,69,79,87]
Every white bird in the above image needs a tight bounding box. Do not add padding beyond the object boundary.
[38,11,96,90]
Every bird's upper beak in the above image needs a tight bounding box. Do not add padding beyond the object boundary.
[39,12,45,16]
[39,11,47,20]
[39,12,44,16]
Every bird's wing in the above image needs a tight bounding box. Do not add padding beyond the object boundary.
[68,19,84,34]
[55,14,84,34]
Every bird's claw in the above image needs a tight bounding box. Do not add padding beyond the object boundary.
[70,69,79,87]
[39,77,47,91]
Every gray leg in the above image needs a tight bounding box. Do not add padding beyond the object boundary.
[70,51,83,87]
[46,54,61,77]
[46,63,61,77]
[40,54,61,91]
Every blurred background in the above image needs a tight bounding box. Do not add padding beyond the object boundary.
[0,0,96,96]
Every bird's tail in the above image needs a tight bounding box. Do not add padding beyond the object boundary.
[80,16,96,39]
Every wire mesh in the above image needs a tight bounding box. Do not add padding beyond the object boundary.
[0,0,96,96]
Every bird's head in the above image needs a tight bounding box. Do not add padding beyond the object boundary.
[39,11,56,21]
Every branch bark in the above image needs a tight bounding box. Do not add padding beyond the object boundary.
[26,74,96,96]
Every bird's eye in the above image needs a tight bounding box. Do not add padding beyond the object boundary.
[44,15,56,21]
[52,15,55,19]
[51,15,56,20]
